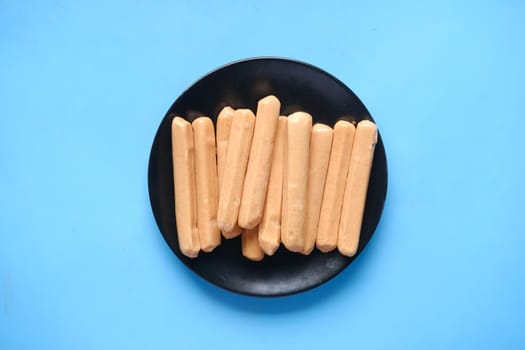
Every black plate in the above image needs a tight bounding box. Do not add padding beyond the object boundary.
[148,57,387,297]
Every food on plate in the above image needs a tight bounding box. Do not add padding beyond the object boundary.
[302,123,333,255]
[170,97,378,261]
[316,120,355,253]
[338,120,378,257]
[171,117,201,258]
[281,112,312,252]
[217,109,255,237]
[238,95,281,229]
[192,117,221,252]
[258,116,287,256]
[216,107,242,238]
[242,226,264,261]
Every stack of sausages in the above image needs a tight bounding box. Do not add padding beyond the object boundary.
[171,95,377,261]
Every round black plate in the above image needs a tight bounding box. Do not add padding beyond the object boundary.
[148,57,387,297]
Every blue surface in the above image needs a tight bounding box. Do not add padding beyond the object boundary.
[1,0,524,349]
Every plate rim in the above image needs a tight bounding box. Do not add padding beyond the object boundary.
[147,56,388,297]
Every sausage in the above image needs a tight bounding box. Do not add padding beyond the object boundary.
[192,117,221,252]
[258,116,287,255]
[171,116,200,258]
[281,112,312,252]
[217,109,255,237]
[338,120,377,257]
[242,226,264,261]
[302,123,333,254]
[216,107,242,238]
[216,107,235,191]
[238,95,281,229]
[316,120,355,253]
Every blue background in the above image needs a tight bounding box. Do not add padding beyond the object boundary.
[1,0,524,349]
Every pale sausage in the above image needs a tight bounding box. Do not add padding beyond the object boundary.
[216,107,242,238]
[242,226,264,261]
[217,109,255,237]
[171,116,200,258]
[238,95,281,229]
[338,120,377,256]
[258,116,287,255]
[302,123,333,254]
[192,117,221,252]
[281,112,312,252]
[316,120,355,253]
